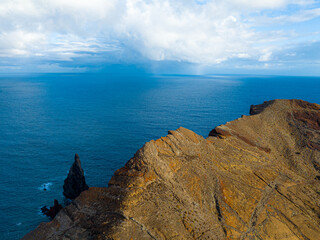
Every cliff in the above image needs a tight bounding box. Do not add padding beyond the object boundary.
[23,99,320,240]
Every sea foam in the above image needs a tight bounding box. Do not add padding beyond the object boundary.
[37,182,53,191]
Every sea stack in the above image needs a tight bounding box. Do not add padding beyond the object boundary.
[63,154,89,199]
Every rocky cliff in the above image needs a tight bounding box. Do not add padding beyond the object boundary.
[23,99,320,240]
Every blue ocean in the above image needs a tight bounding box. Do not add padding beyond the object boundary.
[0,74,319,239]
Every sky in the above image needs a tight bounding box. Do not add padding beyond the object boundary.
[0,0,320,75]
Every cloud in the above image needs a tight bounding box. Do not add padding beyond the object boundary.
[0,0,319,74]
[0,30,46,57]
[247,8,320,26]
[117,1,254,63]
[259,50,273,62]
[228,0,315,10]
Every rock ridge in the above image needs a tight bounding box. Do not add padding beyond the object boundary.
[23,99,320,240]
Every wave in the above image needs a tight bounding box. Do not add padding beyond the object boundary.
[37,182,53,191]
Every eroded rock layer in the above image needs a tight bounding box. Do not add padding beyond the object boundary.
[23,99,320,240]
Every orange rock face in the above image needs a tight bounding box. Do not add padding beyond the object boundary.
[23,99,320,240]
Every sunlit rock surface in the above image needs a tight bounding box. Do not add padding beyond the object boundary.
[23,99,320,240]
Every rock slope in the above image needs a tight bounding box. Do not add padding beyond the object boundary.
[23,99,320,240]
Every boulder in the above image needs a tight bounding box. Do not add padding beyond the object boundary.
[41,199,63,219]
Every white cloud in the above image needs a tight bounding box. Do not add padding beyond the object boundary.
[0,30,46,57]
[228,0,315,10]
[247,7,320,27]
[259,50,273,62]
[117,1,253,63]
[0,0,318,72]
[286,8,320,22]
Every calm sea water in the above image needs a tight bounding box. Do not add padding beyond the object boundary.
[0,73,319,239]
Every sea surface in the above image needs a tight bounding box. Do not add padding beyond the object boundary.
[0,73,319,239]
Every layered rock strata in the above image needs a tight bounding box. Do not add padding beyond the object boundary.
[23,99,320,240]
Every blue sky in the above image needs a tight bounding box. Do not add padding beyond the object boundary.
[0,0,320,75]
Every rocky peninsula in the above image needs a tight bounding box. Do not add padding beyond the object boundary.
[23,99,320,239]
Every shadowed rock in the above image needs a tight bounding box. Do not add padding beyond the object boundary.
[41,200,63,219]
[23,100,320,240]
[63,154,89,199]
[249,100,275,115]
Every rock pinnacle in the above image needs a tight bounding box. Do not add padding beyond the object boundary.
[63,154,89,199]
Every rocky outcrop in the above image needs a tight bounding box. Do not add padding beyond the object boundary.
[63,154,89,199]
[23,99,320,240]
[41,200,63,219]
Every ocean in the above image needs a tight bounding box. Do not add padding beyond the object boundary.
[0,73,319,239]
